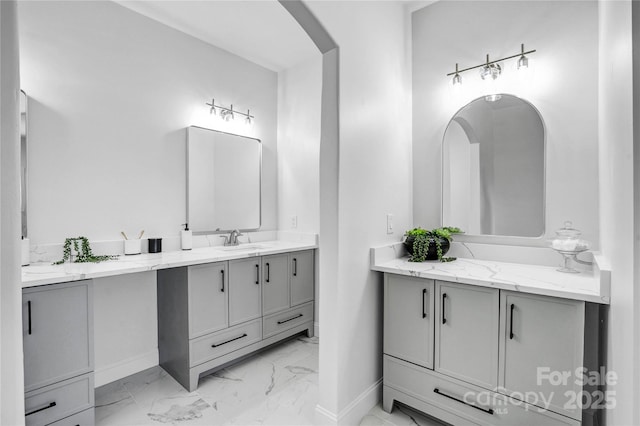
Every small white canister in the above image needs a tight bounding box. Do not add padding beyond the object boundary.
[124,239,142,255]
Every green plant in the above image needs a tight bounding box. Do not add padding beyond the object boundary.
[53,236,117,265]
[404,226,462,263]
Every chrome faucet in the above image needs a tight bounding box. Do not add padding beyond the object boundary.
[220,229,243,246]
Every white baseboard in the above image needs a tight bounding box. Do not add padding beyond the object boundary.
[315,378,382,425]
[314,321,320,337]
[315,403,338,425]
[94,350,159,387]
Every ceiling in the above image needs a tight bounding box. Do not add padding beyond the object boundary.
[115,0,320,72]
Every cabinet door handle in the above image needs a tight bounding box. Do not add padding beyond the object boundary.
[211,333,247,348]
[422,289,427,319]
[255,264,260,285]
[434,388,494,415]
[25,401,56,417]
[220,269,225,292]
[293,258,297,276]
[27,300,32,335]
[277,313,303,324]
[442,293,447,324]
[510,303,515,339]
[266,262,270,283]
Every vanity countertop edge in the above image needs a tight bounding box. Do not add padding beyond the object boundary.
[371,242,611,305]
[22,240,317,288]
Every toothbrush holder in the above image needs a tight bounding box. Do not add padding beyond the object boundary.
[124,239,142,255]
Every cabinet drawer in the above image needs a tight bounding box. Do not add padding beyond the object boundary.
[190,319,262,367]
[47,408,94,426]
[384,355,578,426]
[263,302,313,339]
[25,374,94,426]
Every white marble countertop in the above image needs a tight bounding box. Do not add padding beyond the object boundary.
[22,240,316,288]
[371,243,610,304]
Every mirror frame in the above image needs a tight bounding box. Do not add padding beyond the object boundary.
[186,126,262,235]
[20,90,28,239]
[441,93,547,245]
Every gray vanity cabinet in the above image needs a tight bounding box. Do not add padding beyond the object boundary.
[382,273,595,426]
[384,275,434,369]
[290,250,314,307]
[434,281,499,390]
[22,281,94,426]
[228,258,262,326]
[188,262,228,338]
[158,249,315,392]
[499,291,585,420]
[261,254,289,316]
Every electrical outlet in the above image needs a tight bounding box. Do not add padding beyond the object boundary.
[291,215,298,229]
[386,214,394,234]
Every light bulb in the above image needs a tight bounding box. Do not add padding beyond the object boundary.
[452,73,462,85]
[518,55,529,69]
[480,63,501,80]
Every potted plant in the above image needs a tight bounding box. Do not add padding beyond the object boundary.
[404,226,463,262]
[53,236,117,265]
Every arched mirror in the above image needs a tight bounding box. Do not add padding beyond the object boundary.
[442,94,545,238]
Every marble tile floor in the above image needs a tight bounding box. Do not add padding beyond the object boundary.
[96,335,320,426]
[96,335,444,426]
[360,404,447,426]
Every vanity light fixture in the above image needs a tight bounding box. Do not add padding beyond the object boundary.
[446,44,536,85]
[205,98,255,124]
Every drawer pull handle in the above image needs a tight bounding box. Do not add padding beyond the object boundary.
[220,269,225,292]
[277,313,303,325]
[27,300,32,335]
[211,333,248,348]
[26,401,56,416]
[266,262,270,283]
[433,388,494,415]
[442,293,447,324]
[293,258,297,276]
[422,289,427,318]
[255,264,260,285]
[510,303,515,340]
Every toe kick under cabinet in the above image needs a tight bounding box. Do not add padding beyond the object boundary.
[383,274,607,426]
[157,249,314,392]
[22,280,95,426]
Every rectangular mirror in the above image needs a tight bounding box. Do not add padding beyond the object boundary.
[20,90,28,239]
[187,126,261,234]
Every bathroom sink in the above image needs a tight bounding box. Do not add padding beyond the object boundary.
[218,244,268,252]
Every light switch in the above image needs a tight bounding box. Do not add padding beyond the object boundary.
[386,214,393,234]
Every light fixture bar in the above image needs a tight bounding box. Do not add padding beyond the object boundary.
[446,47,536,77]
[205,98,255,120]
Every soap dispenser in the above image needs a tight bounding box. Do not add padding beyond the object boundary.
[181,223,192,250]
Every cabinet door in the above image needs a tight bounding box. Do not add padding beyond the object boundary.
[22,281,93,392]
[290,250,314,307]
[261,254,289,316]
[499,291,584,419]
[384,275,434,369]
[435,281,499,390]
[229,258,263,326]
[188,262,228,338]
